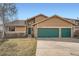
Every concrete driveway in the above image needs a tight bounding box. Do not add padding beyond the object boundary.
[36,39,79,56]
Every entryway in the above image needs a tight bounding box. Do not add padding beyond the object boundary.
[28,28,33,37]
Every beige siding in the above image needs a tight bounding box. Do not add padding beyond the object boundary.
[35,16,47,23]
[37,17,74,27]
[15,26,26,31]
[33,25,37,37]
[26,15,47,26]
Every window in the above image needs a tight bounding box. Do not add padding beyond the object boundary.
[9,26,15,31]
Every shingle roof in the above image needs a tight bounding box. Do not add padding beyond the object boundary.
[63,18,76,23]
[64,18,79,24]
[64,18,77,20]
[5,20,27,26]
[75,20,79,22]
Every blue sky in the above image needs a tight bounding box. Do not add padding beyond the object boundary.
[16,3,79,20]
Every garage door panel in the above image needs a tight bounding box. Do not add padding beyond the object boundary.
[38,28,59,38]
[61,28,71,37]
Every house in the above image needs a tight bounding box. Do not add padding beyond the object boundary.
[5,14,78,38]
[32,15,76,38]
[74,20,79,30]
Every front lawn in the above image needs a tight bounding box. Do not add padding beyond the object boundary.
[0,38,37,56]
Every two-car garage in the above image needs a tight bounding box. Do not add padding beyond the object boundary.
[37,28,71,38]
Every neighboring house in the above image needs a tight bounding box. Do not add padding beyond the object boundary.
[5,20,27,33]
[75,20,79,25]
[74,20,79,30]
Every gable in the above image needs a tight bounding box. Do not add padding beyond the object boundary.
[35,15,48,23]
[26,14,48,25]
[37,16,74,27]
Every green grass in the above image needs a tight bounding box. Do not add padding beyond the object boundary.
[0,38,37,56]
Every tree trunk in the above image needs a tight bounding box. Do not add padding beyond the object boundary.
[1,7,7,40]
[2,24,6,39]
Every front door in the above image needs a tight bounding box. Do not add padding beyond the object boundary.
[28,28,31,34]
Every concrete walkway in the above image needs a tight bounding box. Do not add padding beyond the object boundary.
[36,39,79,56]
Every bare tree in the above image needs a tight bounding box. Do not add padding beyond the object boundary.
[0,3,17,40]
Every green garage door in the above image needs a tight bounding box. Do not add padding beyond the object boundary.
[61,28,71,38]
[38,28,59,38]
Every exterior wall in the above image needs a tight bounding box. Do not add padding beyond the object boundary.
[35,16,47,23]
[37,17,74,27]
[33,25,37,38]
[15,26,26,32]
